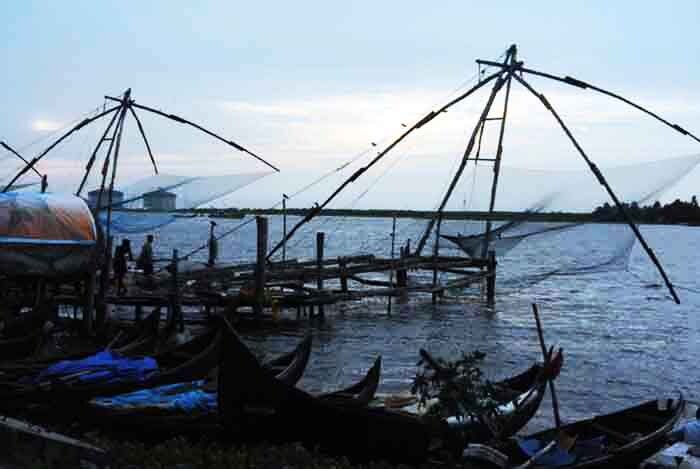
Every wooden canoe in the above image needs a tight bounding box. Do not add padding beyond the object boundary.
[217,321,456,465]
[463,396,685,468]
[0,325,221,407]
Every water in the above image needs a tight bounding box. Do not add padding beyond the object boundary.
[123,215,700,430]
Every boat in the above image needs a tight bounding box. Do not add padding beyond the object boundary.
[0,193,97,278]
[73,333,314,438]
[0,310,163,377]
[78,337,376,440]
[217,320,458,464]
[390,348,562,445]
[0,325,221,407]
[463,396,685,468]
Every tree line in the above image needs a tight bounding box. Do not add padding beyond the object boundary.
[593,196,700,225]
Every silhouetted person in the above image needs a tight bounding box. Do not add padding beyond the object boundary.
[138,235,155,276]
[113,238,134,295]
[208,221,218,267]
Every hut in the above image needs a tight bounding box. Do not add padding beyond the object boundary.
[143,189,176,211]
[87,189,124,210]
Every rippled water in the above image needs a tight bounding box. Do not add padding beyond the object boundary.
[126,215,700,430]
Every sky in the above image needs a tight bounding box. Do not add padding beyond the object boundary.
[2,1,700,211]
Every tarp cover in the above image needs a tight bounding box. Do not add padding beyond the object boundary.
[0,192,96,245]
[34,350,157,385]
[91,381,217,413]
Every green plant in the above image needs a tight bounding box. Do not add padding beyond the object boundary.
[411,349,497,421]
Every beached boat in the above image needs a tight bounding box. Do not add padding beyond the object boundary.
[0,193,97,278]
[79,341,379,440]
[217,321,456,464]
[0,326,221,407]
[392,348,561,445]
[463,396,685,468]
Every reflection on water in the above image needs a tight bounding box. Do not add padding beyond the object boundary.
[124,215,700,430]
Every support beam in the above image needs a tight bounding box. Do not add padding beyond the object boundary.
[316,232,325,318]
[481,48,516,257]
[266,70,504,261]
[475,59,700,145]
[254,216,268,317]
[128,106,159,174]
[76,107,121,196]
[415,70,510,255]
[0,142,42,177]
[104,96,280,173]
[513,73,680,304]
[3,105,120,192]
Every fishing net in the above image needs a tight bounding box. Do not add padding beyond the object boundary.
[2,100,275,238]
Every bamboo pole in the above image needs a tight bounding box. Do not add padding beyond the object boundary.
[104,96,280,172]
[266,70,504,261]
[513,74,680,304]
[76,107,121,197]
[481,46,516,258]
[532,303,561,428]
[0,142,42,177]
[415,65,512,255]
[254,217,268,317]
[316,232,325,318]
[476,59,700,145]
[3,105,120,192]
[127,106,159,174]
[387,215,397,314]
[105,89,131,242]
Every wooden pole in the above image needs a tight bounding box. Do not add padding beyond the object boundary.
[254,216,268,317]
[96,236,113,330]
[83,271,96,336]
[282,196,287,263]
[105,89,131,242]
[40,175,47,193]
[513,73,680,304]
[316,232,325,318]
[170,249,183,332]
[387,215,397,314]
[486,250,496,304]
[481,46,516,258]
[532,303,562,428]
[265,71,503,261]
[415,67,511,255]
[339,257,348,292]
[2,105,121,193]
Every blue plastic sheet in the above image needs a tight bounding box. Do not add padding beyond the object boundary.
[34,350,158,385]
[91,380,217,413]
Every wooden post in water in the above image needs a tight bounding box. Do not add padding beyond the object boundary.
[254,216,268,318]
[387,215,397,314]
[316,232,325,319]
[96,236,113,331]
[486,250,496,305]
[339,257,348,293]
[170,249,183,332]
[40,175,48,193]
[282,195,288,263]
[532,303,562,428]
[83,271,96,335]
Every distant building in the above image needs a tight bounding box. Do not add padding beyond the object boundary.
[87,189,124,210]
[143,189,176,211]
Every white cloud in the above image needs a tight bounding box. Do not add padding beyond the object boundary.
[31,119,63,132]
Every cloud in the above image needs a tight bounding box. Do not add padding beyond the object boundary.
[31,119,63,132]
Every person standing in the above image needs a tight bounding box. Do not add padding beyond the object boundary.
[208,221,219,267]
[137,234,155,276]
[113,238,133,295]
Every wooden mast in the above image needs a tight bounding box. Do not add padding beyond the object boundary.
[480,45,516,258]
[512,73,681,304]
[415,46,517,256]
[105,89,131,242]
[265,70,504,261]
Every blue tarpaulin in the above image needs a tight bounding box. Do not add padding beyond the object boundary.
[91,380,217,413]
[34,350,158,385]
